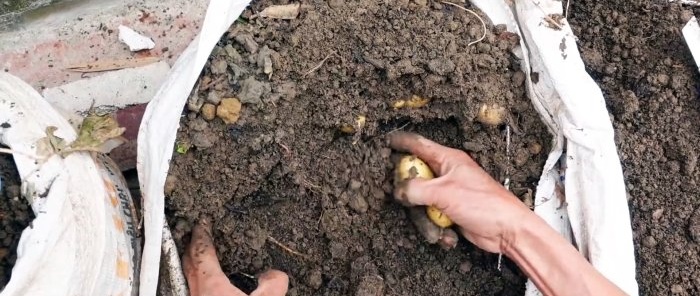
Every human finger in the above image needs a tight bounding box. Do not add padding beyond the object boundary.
[249,270,289,296]
[393,177,441,207]
[407,206,442,244]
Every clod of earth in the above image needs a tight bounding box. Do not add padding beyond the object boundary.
[217,98,242,124]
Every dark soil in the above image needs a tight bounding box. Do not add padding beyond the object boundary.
[569,1,700,295]
[167,1,549,295]
[0,154,33,288]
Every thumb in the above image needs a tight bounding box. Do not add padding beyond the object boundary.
[249,270,289,296]
[394,177,441,207]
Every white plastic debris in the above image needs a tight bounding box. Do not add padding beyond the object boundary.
[118,25,156,51]
[683,17,700,73]
[0,72,141,296]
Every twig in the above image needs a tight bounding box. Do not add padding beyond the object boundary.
[532,0,564,30]
[565,0,570,19]
[200,76,226,92]
[386,121,411,135]
[303,52,338,77]
[441,1,487,46]
[267,236,310,260]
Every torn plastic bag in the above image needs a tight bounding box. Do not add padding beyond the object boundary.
[0,72,141,296]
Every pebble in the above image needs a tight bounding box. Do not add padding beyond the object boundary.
[307,268,323,289]
[210,58,228,75]
[328,0,344,9]
[528,142,543,155]
[239,77,271,104]
[206,91,222,104]
[652,208,664,220]
[657,73,670,86]
[201,103,217,121]
[459,261,473,274]
[257,46,274,75]
[216,98,242,124]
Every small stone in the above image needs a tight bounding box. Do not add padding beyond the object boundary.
[164,175,177,195]
[206,91,222,104]
[494,24,508,35]
[210,58,228,75]
[257,46,274,75]
[239,77,271,105]
[671,284,684,294]
[657,74,669,86]
[642,236,657,248]
[348,195,369,213]
[514,149,529,167]
[187,96,204,113]
[307,268,323,289]
[427,58,456,76]
[652,208,664,220]
[217,98,242,124]
[201,104,216,121]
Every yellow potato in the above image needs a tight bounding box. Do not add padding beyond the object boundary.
[477,103,506,126]
[426,205,454,228]
[396,155,454,228]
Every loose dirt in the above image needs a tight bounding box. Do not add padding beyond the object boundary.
[167,1,549,295]
[569,1,700,295]
[0,154,33,287]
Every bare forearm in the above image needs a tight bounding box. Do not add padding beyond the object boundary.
[503,210,627,296]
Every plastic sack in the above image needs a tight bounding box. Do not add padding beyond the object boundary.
[136,0,637,295]
[0,72,141,295]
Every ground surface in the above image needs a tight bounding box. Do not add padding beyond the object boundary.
[569,1,700,295]
[167,1,550,295]
[0,155,32,287]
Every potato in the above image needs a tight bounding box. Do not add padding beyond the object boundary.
[396,155,454,228]
[477,103,506,126]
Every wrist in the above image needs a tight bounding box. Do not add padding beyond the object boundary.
[498,193,536,256]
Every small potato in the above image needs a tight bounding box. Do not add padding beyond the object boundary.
[477,103,506,126]
[396,155,454,228]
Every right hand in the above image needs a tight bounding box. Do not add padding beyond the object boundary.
[389,132,531,253]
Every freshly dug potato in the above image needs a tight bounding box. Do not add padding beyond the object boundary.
[396,155,454,228]
[477,103,506,126]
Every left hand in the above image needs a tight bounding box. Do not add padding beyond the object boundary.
[183,218,289,296]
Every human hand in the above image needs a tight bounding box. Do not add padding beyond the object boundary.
[183,218,289,296]
[389,132,531,253]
